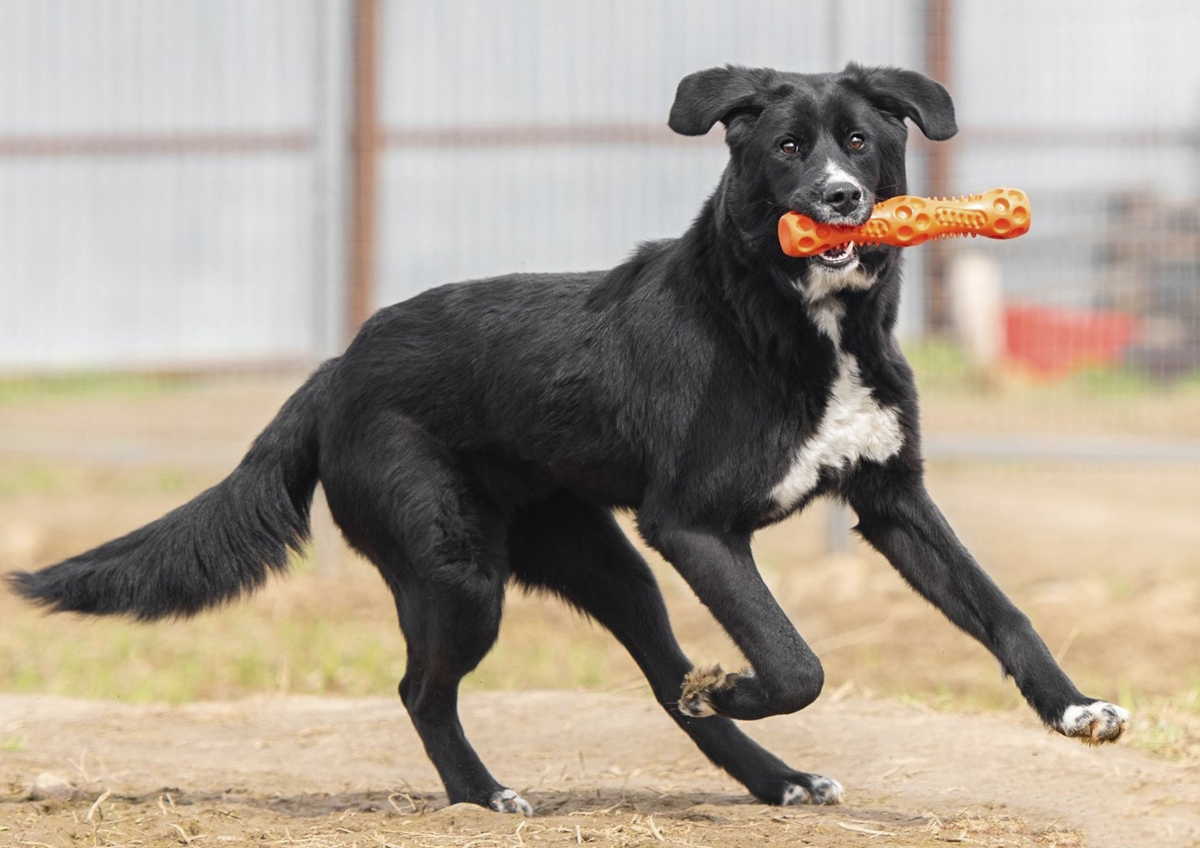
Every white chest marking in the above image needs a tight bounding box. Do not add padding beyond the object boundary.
[771,299,904,512]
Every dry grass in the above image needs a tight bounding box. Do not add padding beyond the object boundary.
[6,790,1089,848]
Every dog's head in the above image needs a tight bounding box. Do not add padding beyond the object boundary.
[669,64,956,292]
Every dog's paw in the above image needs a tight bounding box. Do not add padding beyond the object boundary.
[1058,701,1130,745]
[781,774,844,806]
[488,789,533,816]
[679,664,740,717]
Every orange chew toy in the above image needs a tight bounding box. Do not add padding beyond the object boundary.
[778,188,1031,258]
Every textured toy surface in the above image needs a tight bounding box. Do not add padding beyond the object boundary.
[778,188,1031,258]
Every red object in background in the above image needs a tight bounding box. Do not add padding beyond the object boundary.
[1003,304,1138,377]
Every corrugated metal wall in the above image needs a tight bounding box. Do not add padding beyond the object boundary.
[0,1,323,370]
[1,0,1199,387]
[374,1,923,300]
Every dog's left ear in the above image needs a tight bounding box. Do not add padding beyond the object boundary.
[668,66,764,136]
[846,64,958,141]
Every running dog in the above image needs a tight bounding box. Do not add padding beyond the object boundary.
[9,64,1129,814]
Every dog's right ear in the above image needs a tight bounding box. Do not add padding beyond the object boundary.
[846,64,958,142]
[668,66,763,136]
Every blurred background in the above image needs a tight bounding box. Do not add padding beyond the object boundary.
[0,1,1197,756]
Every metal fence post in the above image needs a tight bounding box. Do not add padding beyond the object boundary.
[924,0,955,337]
[347,0,381,343]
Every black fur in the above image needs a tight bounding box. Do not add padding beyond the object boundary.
[8,64,1126,813]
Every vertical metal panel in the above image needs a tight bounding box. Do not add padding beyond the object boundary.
[374,0,924,306]
[312,0,354,359]
[1,0,1199,396]
[0,0,321,371]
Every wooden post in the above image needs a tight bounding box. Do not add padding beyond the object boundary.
[347,0,380,343]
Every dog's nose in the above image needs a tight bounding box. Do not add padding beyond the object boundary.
[823,182,863,216]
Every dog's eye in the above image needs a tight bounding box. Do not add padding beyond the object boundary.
[847,132,866,151]
[779,140,799,156]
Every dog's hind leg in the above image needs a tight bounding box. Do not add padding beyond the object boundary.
[508,492,842,806]
[389,568,533,814]
[322,420,531,815]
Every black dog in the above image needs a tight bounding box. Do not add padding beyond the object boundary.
[9,64,1128,815]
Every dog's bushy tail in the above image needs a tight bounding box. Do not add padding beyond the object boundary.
[7,363,334,621]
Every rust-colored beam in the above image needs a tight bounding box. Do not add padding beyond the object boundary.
[378,122,710,149]
[2,122,1189,160]
[924,0,954,336]
[0,131,310,157]
[346,0,381,343]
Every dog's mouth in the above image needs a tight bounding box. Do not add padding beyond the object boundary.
[811,240,858,269]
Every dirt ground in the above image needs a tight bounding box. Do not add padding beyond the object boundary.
[3,691,1199,848]
[2,373,1200,847]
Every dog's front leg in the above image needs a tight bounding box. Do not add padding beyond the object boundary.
[849,475,1129,744]
[639,520,824,721]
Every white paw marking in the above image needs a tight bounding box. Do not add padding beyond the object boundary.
[489,788,533,816]
[781,783,810,804]
[1059,701,1130,744]
[782,775,843,806]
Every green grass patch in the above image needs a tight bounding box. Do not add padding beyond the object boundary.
[0,462,65,498]
[109,467,202,497]
[0,461,205,500]
[902,338,1200,399]
[0,372,194,406]
[1,602,403,704]
[0,575,646,704]
[1109,686,1200,761]
[902,338,977,394]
